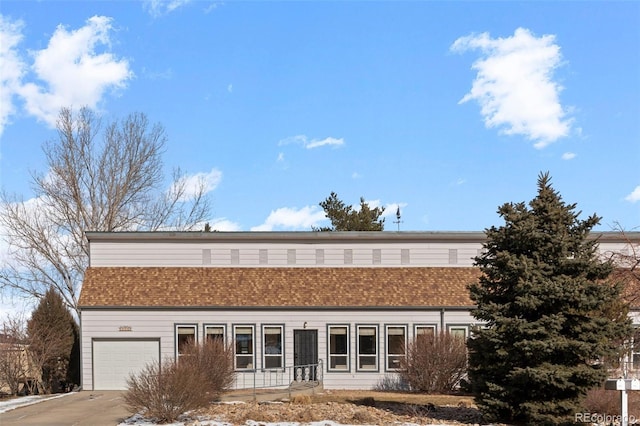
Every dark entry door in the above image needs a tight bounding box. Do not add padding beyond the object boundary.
[294,329,318,380]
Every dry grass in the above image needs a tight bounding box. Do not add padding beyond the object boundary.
[310,389,476,407]
[204,390,484,425]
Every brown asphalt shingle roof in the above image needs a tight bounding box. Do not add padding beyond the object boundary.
[79,267,480,309]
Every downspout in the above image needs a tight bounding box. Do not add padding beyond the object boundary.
[440,308,445,334]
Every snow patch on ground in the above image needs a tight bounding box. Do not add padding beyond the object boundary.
[0,392,71,413]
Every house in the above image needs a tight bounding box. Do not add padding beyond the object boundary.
[78,231,640,391]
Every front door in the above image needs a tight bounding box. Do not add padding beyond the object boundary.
[293,329,318,380]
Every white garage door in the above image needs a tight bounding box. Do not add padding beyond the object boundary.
[93,340,160,390]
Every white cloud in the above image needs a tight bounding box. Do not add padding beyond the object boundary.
[17,15,133,127]
[561,152,576,160]
[144,0,192,17]
[251,206,327,231]
[306,137,344,149]
[625,186,640,203]
[208,218,241,232]
[452,28,572,148]
[173,168,222,202]
[227,83,233,93]
[278,135,345,149]
[352,172,362,179]
[0,16,26,137]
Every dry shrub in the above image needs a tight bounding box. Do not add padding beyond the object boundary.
[294,406,324,422]
[584,385,640,418]
[179,339,235,400]
[124,339,235,422]
[399,332,467,394]
[290,394,311,404]
[350,408,379,424]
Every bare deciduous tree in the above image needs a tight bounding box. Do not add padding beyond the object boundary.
[605,223,640,307]
[0,314,33,395]
[1,107,211,314]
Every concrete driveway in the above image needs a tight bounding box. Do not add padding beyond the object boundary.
[0,391,131,426]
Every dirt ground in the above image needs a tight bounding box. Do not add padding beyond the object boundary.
[201,390,485,425]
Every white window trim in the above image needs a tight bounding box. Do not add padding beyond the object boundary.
[262,325,284,371]
[327,325,350,372]
[233,324,255,370]
[385,325,407,372]
[356,324,378,372]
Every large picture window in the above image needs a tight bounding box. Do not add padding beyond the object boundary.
[386,325,406,371]
[357,325,378,371]
[234,325,255,370]
[328,325,349,371]
[175,324,197,360]
[263,325,284,369]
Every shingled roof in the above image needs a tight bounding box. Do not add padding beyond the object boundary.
[79,267,480,309]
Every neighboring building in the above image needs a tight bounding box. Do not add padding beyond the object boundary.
[78,231,640,391]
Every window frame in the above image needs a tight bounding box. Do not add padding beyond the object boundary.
[262,324,285,371]
[233,324,256,371]
[632,326,640,369]
[385,324,407,372]
[175,324,198,360]
[203,324,226,345]
[356,324,379,372]
[447,325,469,340]
[327,324,350,372]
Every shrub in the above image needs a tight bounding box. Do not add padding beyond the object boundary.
[399,332,467,394]
[124,339,235,422]
[179,339,235,400]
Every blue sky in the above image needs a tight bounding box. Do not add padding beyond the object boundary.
[1,0,639,234]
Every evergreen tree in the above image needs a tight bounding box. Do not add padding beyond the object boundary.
[467,173,632,424]
[315,192,385,231]
[27,287,79,393]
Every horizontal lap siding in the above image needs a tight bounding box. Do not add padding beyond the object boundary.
[90,242,484,267]
[81,309,475,390]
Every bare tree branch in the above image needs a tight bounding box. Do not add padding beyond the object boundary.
[1,107,212,314]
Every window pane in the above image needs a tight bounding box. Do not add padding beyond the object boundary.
[358,326,377,370]
[235,329,253,354]
[416,326,435,337]
[177,326,195,355]
[330,356,348,370]
[264,327,282,355]
[330,327,347,355]
[450,327,467,339]
[359,356,377,369]
[265,356,282,369]
[206,326,224,343]
[236,355,253,369]
[359,329,376,355]
[388,355,404,370]
[387,327,405,355]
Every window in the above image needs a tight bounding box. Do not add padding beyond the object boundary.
[234,325,255,370]
[263,326,283,369]
[328,325,349,371]
[204,325,225,344]
[357,325,378,371]
[386,325,406,371]
[415,325,436,342]
[632,327,640,369]
[448,326,468,340]
[176,325,197,359]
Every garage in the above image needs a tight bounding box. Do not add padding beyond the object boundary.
[93,339,160,390]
